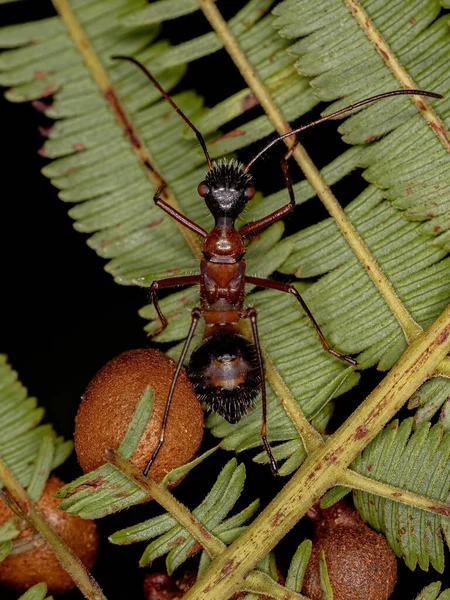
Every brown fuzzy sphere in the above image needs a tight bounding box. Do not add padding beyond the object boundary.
[0,476,99,595]
[303,500,397,600]
[74,349,204,483]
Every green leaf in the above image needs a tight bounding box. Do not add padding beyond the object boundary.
[352,418,450,572]
[414,582,450,600]
[285,539,312,593]
[0,540,12,562]
[0,357,71,492]
[319,550,333,600]
[118,387,154,459]
[56,387,156,518]
[17,583,49,600]
[0,517,21,542]
[27,433,55,502]
[161,444,219,487]
[121,459,257,573]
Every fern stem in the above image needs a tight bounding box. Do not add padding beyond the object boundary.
[343,0,450,151]
[51,0,202,258]
[264,355,324,453]
[0,457,107,600]
[339,469,450,517]
[184,305,450,599]
[240,319,322,452]
[199,0,422,344]
[106,450,304,598]
[105,449,225,556]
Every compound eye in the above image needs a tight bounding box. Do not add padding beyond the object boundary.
[198,181,210,197]
[244,184,256,200]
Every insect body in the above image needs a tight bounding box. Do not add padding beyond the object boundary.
[113,55,441,475]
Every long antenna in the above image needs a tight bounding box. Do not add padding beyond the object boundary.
[244,89,443,172]
[112,55,213,170]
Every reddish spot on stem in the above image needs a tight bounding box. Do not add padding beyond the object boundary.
[437,328,450,344]
[410,17,416,24]
[380,49,390,61]
[73,144,85,152]
[272,512,284,526]
[221,559,235,575]
[391,492,402,497]
[354,424,368,439]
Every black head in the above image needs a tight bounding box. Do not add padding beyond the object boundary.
[198,159,255,225]
[187,330,262,424]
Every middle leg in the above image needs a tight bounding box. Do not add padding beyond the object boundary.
[143,306,202,476]
[242,306,279,476]
[245,276,356,367]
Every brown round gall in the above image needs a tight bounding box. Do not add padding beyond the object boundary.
[0,476,99,595]
[303,500,397,600]
[74,349,204,483]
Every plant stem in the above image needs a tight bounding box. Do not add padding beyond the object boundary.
[105,449,224,557]
[183,305,450,599]
[339,469,450,516]
[106,450,308,599]
[0,457,107,600]
[51,0,202,258]
[342,0,450,151]
[198,0,423,344]
[241,320,323,453]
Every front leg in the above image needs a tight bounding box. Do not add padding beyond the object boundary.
[245,276,356,367]
[239,141,298,238]
[153,185,207,239]
[149,275,201,337]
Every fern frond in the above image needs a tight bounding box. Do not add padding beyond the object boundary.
[352,417,450,572]
[0,355,72,495]
[110,458,257,575]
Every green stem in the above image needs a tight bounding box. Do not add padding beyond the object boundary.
[0,457,106,600]
[106,450,309,599]
[339,469,450,516]
[183,306,450,599]
[105,449,224,557]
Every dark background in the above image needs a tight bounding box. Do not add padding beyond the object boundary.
[1,1,449,598]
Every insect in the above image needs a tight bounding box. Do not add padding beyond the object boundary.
[113,55,441,475]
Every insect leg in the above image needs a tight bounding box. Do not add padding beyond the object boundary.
[245,276,357,367]
[239,142,298,238]
[153,185,207,238]
[243,306,279,476]
[143,307,202,477]
[149,275,201,337]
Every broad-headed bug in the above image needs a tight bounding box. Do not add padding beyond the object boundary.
[112,55,441,475]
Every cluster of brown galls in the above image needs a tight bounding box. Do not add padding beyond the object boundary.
[0,349,397,599]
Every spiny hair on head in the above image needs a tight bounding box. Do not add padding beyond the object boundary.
[205,158,253,191]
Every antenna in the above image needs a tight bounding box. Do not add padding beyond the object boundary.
[112,55,213,170]
[244,89,443,172]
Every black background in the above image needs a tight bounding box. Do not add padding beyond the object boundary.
[1,1,449,598]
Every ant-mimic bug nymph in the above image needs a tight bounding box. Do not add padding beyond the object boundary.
[112,54,442,476]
